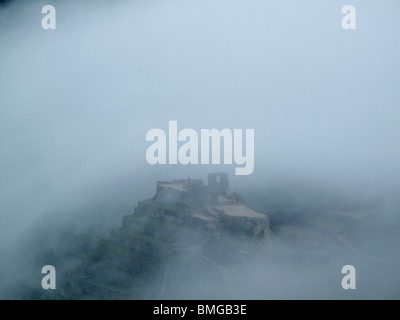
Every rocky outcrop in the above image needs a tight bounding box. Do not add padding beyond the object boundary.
[66,174,272,299]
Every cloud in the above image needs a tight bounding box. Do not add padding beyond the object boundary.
[0,0,399,299]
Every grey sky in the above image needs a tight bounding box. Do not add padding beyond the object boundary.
[0,0,399,296]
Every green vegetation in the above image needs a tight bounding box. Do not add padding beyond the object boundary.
[111,227,173,248]
[93,239,163,265]
[123,213,200,234]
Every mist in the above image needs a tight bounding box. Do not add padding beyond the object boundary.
[1,0,400,299]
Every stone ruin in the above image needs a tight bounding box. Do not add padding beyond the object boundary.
[152,172,271,241]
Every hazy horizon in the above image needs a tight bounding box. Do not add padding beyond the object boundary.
[1,0,399,299]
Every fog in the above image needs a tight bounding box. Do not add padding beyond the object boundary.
[0,0,400,299]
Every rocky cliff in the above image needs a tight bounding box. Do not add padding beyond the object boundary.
[65,173,272,299]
